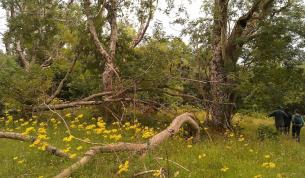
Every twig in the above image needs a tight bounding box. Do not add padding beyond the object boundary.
[44,103,106,146]
[133,169,160,177]
[155,157,190,172]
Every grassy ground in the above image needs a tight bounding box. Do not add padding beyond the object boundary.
[1,112,305,178]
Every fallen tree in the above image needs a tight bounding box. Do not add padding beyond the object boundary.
[54,112,200,178]
[0,131,70,158]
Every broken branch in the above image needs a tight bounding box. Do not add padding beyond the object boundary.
[0,131,69,158]
[54,113,200,178]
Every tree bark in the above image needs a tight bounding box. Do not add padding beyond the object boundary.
[206,0,233,131]
[83,0,119,91]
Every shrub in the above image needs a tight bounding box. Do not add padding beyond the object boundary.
[256,124,279,141]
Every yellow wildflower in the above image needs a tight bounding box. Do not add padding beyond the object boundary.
[63,147,71,153]
[117,161,129,174]
[17,159,25,164]
[198,153,206,159]
[261,162,276,168]
[76,146,83,151]
[77,114,84,119]
[220,166,229,172]
[85,124,96,130]
[153,170,161,177]
[174,171,180,177]
[238,137,245,142]
[37,134,49,140]
[22,127,36,135]
[109,134,122,141]
[21,122,29,127]
[63,135,74,142]
[264,155,270,159]
[69,153,77,159]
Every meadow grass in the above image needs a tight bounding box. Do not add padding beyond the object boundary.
[1,112,305,178]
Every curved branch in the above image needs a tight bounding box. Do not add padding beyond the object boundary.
[46,57,78,104]
[54,113,200,178]
[227,0,275,63]
[83,0,111,61]
[132,0,156,48]
[0,131,69,158]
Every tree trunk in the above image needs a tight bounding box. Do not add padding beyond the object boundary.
[205,0,276,132]
[102,61,116,91]
[206,46,233,131]
[205,0,233,132]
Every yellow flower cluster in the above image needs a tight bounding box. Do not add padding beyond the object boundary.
[109,134,122,141]
[153,170,161,177]
[142,127,155,139]
[29,125,49,151]
[117,160,129,174]
[22,127,36,135]
[63,135,74,142]
[220,165,229,172]
[5,115,13,125]
[13,156,25,164]
[261,162,276,168]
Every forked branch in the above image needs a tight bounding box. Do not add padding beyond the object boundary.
[54,113,200,178]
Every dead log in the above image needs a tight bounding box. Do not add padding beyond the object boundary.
[54,113,200,178]
[0,131,70,158]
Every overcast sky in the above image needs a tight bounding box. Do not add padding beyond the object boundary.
[0,1,202,52]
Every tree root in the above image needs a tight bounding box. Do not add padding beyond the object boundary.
[0,131,70,158]
[54,113,200,178]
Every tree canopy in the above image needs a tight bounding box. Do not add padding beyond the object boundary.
[0,0,304,130]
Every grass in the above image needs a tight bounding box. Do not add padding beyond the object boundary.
[1,112,305,178]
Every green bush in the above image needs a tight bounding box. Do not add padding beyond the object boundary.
[256,124,279,141]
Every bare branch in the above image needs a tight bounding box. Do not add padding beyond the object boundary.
[81,91,114,101]
[33,100,105,111]
[226,0,275,62]
[46,57,78,104]
[40,56,53,69]
[83,0,111,62]
[132,0,156,48]
[54,113,200,178]
[0,131,70,158]
[106,0,118,59]
[16,41,30,71]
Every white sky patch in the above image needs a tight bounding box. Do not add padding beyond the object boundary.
[0,8,7,52]
[0,1,202,52]
[152,0,202,37]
